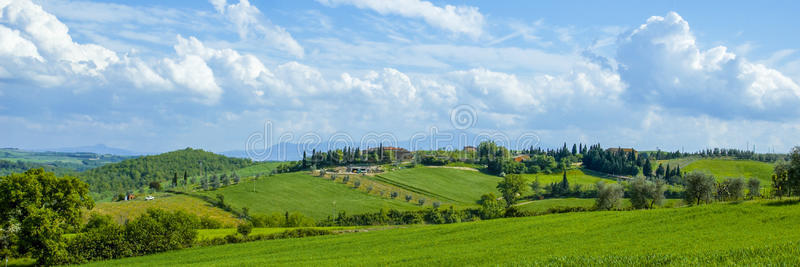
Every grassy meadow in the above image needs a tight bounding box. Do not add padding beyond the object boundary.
[370,167,501,205]
[82,199,800,266]
[88,193,240,226]
[683,159,775,184]
[521,168,618,186]
[196,172,420,220]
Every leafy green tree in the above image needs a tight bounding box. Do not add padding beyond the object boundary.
[149,181,161,192]
[497,174,526,207]
[0,169,93,265]
[629,177,666,209]
[530,178,541,197]
[595,181,623,210]
[237,223,253,238]
[747,178,761,199]
[643,158,653,178]
[404,194,412,202]
[478,193,505,219]
[772,162,790,199]
[722,178,745,201]
[684,172,716,205]
[655,163,665,178]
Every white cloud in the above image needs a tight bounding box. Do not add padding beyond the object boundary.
[319,0,485,38]
[617,11,800,120]
[163,54,222,104]
[0,0,119,77]
[210,0,304,58]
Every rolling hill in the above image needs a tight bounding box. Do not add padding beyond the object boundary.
[195,172,420,220]
[521,168,618,186]
[83,200,800,266]
[88,193,240,227]
[370,167,502,205]
[80,148,253,196]
[683,159,775,184]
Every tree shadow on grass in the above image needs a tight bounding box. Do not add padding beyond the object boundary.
[763,199,800,207]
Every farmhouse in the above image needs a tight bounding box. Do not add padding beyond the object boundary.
[463,146,477,152]
[513,155,530,162]
[607,147,638,156]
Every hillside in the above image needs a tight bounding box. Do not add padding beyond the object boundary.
[83,200,800,266]
[521,168,618,187]
[0,148,134,175]
[81,148,253,195]
[88,193,240,226]
[370,167,501,205]
[196,172,420,220]
[683,159,774,184]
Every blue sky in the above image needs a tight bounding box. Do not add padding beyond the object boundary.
[1,0,799,155]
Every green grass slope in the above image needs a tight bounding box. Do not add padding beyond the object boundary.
[684,159,774,184]
[88,193,240,226]
[197,172,419,220]
[521,168,617,186]
[85,200,800,266]
[371,167,501,205]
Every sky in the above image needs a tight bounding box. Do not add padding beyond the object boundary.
[1,0,799,156]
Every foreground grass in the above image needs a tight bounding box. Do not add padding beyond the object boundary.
[88,193,240,226]
[371,167,501,205]
[198,172,419,220]
[84,200,800,266]
[684,159,774,184]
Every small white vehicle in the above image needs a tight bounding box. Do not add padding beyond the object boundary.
[145,195,155,201]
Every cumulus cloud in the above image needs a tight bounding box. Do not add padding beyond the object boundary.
[0,0,119,77]
[318,0,485,38]
[210,0,304,58]
[617,12,800,120]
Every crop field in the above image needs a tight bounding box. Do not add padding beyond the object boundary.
[683,159,774,184]
[370,167,501,205]
[197,172,420,220]
[83,200,800,266]
[88,193,240,226]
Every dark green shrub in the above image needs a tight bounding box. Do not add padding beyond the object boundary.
[237,223,253,238]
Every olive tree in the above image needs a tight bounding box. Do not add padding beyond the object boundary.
[684,172,715,205]
[595,181,623,210]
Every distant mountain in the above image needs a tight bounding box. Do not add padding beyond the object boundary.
[41,144,145,156]
[219,131,555,162]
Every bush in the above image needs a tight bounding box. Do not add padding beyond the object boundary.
[719,177,745,201]
[67,220,131,263]
[237,223,253,238]
[479,193,505,219]
[199,216,223,229]
[418,198,426,206]
[123,209,199,256]
[432,201,441,209]
[405,194,413,202]
[353,180,361,188]
[390,192,399,199]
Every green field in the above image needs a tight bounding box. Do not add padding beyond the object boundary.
[521,168,618,186]
[88,193,240,226]
[684,159,774,184]
[197,172,420,220]
[83,200,800,266]
[515,198,684,213]
[370,167,501,205]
